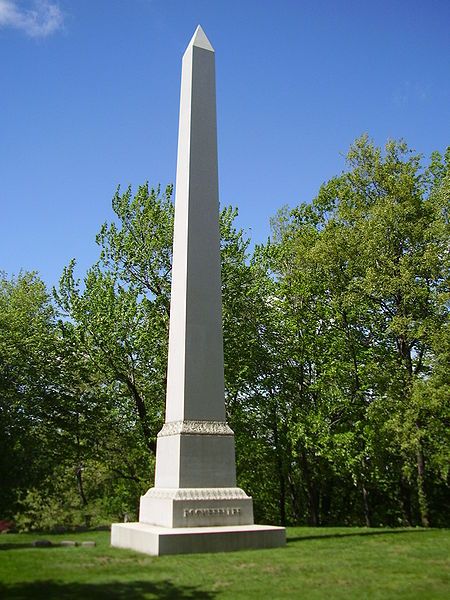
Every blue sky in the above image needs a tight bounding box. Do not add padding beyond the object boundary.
[1,0,449,288]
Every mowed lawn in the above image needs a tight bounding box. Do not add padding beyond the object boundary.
[0,527,449,599]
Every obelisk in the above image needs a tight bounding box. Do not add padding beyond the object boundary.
[111,26,285,555]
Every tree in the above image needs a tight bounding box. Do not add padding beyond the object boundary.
[0,272,59,517]
[269,136,449,526]
[55,184,258,520]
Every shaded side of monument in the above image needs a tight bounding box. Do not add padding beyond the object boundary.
[111,25,286,556]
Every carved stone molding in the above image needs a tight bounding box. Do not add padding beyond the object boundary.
[157,420,234,438]
[143,487,250,501]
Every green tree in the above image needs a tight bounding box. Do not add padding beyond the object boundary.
[53,184,175,520]
[0,272,59,517]
[55,184,257,520]
[269,136,449,526]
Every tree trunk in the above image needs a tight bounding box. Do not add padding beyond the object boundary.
[125,377,156,455]
[271,399,286,526]
[299,448,319,526]
[276,449,286,526]
[75,415,88,507]
[361,482,371,527]
[76,465,88,507]
[287,474,302,523]
[320,480,333,525]
[397,324,430,528]
[399,476,413,527]
[416,431,430,527]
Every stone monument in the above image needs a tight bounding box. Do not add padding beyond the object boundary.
[111,25,286,556]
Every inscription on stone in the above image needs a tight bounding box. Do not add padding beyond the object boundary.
[183,507,242,518]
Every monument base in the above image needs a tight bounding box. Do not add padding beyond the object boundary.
[139,487,254,527]
[111,522,286,556]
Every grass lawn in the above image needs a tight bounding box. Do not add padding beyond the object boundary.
[0,527,449,599]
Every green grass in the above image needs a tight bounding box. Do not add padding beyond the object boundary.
[0,527,449,599]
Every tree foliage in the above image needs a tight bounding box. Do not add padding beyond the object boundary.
[264,137,449,526]
[1,137,448,529]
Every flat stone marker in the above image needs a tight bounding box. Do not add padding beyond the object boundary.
[60,540,77,547]
[111,25,285,556]
[32,539,52,547]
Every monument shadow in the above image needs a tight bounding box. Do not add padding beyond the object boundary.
[0,580,217,600]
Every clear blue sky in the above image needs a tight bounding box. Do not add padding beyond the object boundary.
[1,0,449,288]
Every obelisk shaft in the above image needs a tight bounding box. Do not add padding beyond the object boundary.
[165,27,225,423]
[150,26,238,491]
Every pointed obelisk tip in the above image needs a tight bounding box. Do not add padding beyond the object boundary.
[187,24,214,52]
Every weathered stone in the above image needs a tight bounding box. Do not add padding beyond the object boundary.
[59,540,77,547]
[81,541,96,547]
[32,540,52,547]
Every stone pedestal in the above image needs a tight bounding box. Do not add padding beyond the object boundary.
[111,523,286,556]
[139,487,254,528]
[154,421,237,489]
